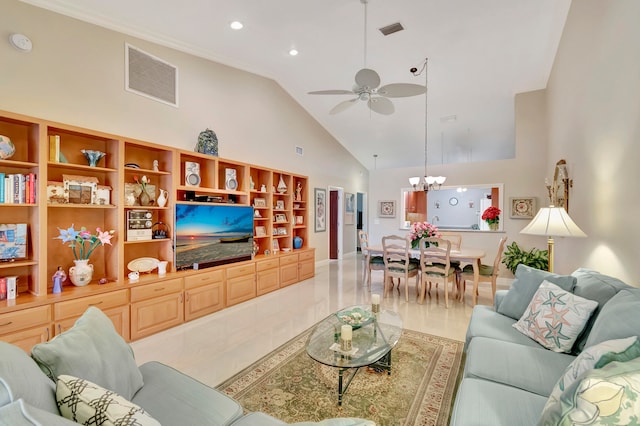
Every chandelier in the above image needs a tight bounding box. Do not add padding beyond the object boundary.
[409,58,446,192]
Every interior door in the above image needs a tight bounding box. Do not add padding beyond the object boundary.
[329,190,338,259]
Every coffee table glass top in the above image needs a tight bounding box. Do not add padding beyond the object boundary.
[306,305,403,368]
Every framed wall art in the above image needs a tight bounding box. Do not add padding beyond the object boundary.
[344,192,355,225]
[314,188,326,232]
[378,200,396,218]
[253,198,267,208]
[510,197,537,219]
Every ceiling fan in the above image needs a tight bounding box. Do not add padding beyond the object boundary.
[308,0,426,115]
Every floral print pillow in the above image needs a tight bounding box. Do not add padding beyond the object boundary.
[513,280,598,353]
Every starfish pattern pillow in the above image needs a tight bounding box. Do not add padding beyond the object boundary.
[513,280,598,353]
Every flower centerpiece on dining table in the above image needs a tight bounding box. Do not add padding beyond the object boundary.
[55,225,115,286]
[482,206,502,230]
[408,221,442,249]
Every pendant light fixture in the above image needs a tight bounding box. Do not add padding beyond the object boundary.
[409,58,446,191]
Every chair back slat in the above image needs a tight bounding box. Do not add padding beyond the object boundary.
[419,237,452,276]
[382,235,411,273]
[439,231,462,251]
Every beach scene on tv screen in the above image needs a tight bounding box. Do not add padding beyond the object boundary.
[175,204,254,269]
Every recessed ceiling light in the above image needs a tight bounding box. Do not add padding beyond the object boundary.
[288,49,299,56]
[230,21,243,30]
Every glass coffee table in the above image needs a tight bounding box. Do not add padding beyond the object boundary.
[306,305,403,405]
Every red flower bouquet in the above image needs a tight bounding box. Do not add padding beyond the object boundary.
[482,206,502,225]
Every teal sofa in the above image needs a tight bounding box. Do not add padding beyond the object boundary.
[0,307,373,426]
[450,265,640,425]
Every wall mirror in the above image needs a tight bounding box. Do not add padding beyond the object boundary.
[400,184,504,231]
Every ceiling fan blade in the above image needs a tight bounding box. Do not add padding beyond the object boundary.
[308,89,354,95]
[355,68,381,89]
[368,97,394,115]
[378,83,426,98]
[329,98,359,115]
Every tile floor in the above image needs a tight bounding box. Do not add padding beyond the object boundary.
[131,253,511,387]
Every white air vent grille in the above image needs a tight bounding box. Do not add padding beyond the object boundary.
[379,22,404,36]
[125,43,178,107]
[295,146,304,156]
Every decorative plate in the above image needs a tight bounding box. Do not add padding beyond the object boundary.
[127,257,159,273]
[336,307,373,329]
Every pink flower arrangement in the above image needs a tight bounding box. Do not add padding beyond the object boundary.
[409,221,441,249]
[55,225,115,260]
[482,206,502,225]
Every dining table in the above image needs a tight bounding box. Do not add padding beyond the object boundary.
[366,245,486,306]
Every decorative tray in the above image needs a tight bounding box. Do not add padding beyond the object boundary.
[127,257,159,273]
[336,307,374,329]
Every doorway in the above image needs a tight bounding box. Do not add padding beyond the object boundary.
[328,187,343,260]
[356,192,367,251]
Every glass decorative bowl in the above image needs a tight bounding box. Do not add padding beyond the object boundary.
[81,149,106,167]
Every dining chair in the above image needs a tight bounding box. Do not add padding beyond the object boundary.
[358,230,385,286]
[417,237,456,307]
[438,231,463,271]
[458,236,508,305]
[382,235,419,302]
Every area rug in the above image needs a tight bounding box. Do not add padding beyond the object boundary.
[217,328,464,425]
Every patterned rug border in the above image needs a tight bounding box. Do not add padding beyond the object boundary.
[217,327,464,425]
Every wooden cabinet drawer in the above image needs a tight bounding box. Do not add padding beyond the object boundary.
[1,326,51,354]
[54,290,128,320]
[0,305,51,335]
[299,258,315,281]
[299,250,315,261]
[226,263,255,279]
[280,263,298,287]
[185,281,225,321]
[256,258,279,271]
[257,267,279,296]
[130,278,182,302]
[131,293,184,340]
[279,253,298,266]
[226,275,256,306]
[184,270,224,290]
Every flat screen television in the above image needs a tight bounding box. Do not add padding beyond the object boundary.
[174,204,254,271]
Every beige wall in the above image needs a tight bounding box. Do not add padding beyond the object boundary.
[544,0,640,284]
[0,0,368,261]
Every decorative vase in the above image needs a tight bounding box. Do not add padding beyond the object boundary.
[488,222,499,231]
[69,259,94,286]
[80,149,106,167]
[0,135,16,160]
[157,189,168,208]
[196,128,219,156]
[277,175,287,194]
[139,187,152,206]
[293,236,303,249]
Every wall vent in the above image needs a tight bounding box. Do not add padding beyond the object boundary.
[379,22,404,36]
[295,146,304,156]
[125,43,178,107]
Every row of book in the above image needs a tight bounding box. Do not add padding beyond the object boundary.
[0,173,37,204]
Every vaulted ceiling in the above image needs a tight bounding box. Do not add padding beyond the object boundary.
[23,0,572,170]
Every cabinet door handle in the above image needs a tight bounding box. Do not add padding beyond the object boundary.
[57,324,62,334]
[46,327,50,341]
[89,301,103,306]
[179,293,183,303]
[0,321,13,327]
[155,287,165,292]
[185,292,190,302]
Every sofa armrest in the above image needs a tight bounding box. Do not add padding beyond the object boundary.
[494,289,508,311]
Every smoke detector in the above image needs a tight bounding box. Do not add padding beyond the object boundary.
[9,33,32,53]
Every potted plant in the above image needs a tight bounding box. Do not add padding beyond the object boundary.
[501,241,548,274]
[482,206,502,230]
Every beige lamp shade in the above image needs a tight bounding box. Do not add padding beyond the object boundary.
[520,206,587,238]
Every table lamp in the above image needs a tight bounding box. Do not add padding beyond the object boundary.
[520,206,586,272]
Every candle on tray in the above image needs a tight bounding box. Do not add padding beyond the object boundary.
[341,324,352,341]
[372,294,380,313]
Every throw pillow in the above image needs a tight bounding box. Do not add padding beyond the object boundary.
[31,307,143,400]
[56,375,159,426]
[513,280,598,353]
[539,357,640,425]
[543,336,640,413]
[497,264,576,320]
[583,288,640,349]
[0,341,59,415]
